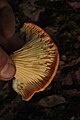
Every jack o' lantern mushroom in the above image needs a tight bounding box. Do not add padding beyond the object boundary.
[11,23,59,101]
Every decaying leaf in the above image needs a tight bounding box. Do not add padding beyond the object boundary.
[68,2,80,9]
[39,94,65,107]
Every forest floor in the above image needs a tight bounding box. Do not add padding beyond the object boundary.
[0,0,80,120]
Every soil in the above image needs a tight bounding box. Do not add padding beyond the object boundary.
[0,0,80,120]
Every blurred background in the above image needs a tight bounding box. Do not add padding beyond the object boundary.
[0,0,80,120]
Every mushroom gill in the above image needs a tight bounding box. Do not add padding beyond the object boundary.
[11,23,59,101]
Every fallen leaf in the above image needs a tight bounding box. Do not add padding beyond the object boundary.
[68,2,80,9]
[19,1,45,21]
[39,95,65,107]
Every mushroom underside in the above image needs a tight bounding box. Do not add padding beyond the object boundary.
[11,23,59,101]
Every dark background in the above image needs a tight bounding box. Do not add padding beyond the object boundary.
[0,0,80,120]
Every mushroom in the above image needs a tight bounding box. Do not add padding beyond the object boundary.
[11,23,59,101]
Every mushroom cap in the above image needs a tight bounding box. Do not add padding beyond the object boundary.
[11,23,59,101]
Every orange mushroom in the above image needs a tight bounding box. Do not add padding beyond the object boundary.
[11,23,59,101]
